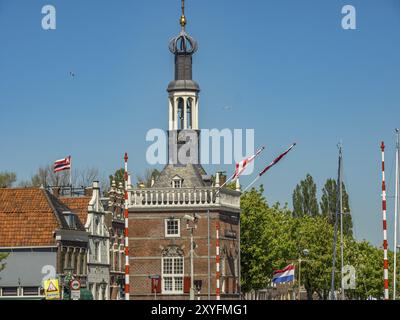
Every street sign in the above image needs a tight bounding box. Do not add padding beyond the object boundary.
[44,278,61,300]
[71,290,81,300]
[70,279,81,291]
[70,279,81,300]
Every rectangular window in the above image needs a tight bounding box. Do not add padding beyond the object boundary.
[162,257,184,294]
[174,277,183,292]
[94,242,100,262]
[2,287,18,296]
[163,258,173,274]
[23,287,39,296]
[221,258,226,294]
[164,277,173,292]
[165,219,180,238]
[173,180,182,188]
[119,245,124,272]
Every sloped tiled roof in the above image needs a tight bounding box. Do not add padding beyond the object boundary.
[153,164,208,188]
[0,188,86,247]
[60,197,91,226]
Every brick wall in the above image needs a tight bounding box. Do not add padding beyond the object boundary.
[128,210,240,300]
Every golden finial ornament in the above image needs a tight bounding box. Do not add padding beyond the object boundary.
[180,0,187,28]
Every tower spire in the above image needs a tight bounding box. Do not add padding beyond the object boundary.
[180,0,187,29]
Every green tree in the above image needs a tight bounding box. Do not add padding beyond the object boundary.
[109,168,125,187]
[0,253,9,273]
[240,186,296,293]
[343,239,400,300]
[320,178,353,236]
[136,169,161,187]
[0,171,16,188]
[240,187,270,292]
[292,174,319,217]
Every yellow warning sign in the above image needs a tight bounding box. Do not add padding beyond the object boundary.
[44,279,60,300]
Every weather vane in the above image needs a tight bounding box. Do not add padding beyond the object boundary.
[180,0,187,29]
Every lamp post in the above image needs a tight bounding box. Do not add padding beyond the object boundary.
[185,213,199,300]
[297,249,309,300]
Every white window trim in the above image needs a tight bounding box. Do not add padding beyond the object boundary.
[221,258,226,294]
[171,176,183,188]
[161,256,184,295]
[165,219,181,238]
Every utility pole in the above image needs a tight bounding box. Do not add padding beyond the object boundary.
[190,226,195,300]
[330,143,343,300]
[339,148,345,300]
[298,258,302,300]
[394,129,400,300]
[185,213,198,300]
[207,209,211,300]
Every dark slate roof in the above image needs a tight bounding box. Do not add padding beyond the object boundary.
[152,164,209,188]
[43,190,86,231]
[60,197,91,227]
[167,80,200,92]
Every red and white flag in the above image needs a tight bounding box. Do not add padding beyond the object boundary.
[258,143,296,178]
[54,156,71,173]
[233,146,265,180]
[244,143,296,192]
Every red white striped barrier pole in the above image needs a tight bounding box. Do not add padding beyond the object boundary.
[216,221,220,300]
[381,142,389,300]
[124,152,130,301]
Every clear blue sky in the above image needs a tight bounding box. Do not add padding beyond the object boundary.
[0,0,399,247]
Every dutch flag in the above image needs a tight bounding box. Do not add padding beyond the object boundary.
[272,264,295,284]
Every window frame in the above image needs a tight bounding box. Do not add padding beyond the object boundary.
[165,218,181,238]
[161,256,184,295]
[2,287,18,297]
[23,287,39,296]
[94,241,100,262]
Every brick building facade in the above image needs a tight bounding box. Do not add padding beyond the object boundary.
[109,4,242,300]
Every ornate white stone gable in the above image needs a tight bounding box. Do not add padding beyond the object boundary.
[85,181,110,300]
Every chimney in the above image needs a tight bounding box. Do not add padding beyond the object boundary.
[84,186,93,197]
[219,173,227,186]
[92,181,100,197]
[52,187,61,197]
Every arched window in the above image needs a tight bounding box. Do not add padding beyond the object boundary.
[177,98,184,130]
[187,98,193,129]
[161,246,184,294]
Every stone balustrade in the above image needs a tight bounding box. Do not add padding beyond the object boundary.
[127,187,240,209]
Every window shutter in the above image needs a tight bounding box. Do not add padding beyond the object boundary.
[225,277,230,293]
[156,278,162,294]
[183,276,191,293]
[151,278,162,294]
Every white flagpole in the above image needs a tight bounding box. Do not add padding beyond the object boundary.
[242,143,296,192]
[218,146,266,193]
[218,173,235,191]
[69,156,72,187]
[243,175,260,193]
